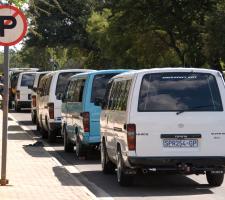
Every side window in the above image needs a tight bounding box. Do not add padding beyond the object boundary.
[65,80,75,102]
[108,80,132,111]
[108,81,119,110]
[72,79,86,102]
[103,80,113,110]
[45,76,52,96]
[120,80,131,111]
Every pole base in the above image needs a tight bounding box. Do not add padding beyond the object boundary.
[0,179,9,186]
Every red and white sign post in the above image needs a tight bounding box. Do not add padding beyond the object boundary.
[0,5,27,186]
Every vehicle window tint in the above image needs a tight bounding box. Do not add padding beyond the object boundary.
[102,80,113,110]
[72,79,86,102]
[108,80,131,111]
[56,72,79,100]
[43,76,52,96]
[21,74,35,87]
[37,73,47,88]
[66,80,75,102]
[11,72,20,88]
[91,73,119,103]
[138,73,223,112]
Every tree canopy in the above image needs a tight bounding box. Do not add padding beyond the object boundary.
[4,0,225,71]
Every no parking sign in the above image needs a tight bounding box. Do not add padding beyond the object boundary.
[0,5,27,46]
[0,5,27,186]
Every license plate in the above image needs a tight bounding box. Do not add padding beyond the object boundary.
[163,139,198,148]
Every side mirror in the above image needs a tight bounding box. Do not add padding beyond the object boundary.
[28,85,33,90]
[94,97,104,108]
[62,94,66,103]
[33,87,37,92]
[57,93,63,100]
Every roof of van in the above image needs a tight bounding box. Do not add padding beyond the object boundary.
[45,69,92,76]
[18,71,39,76]
[111,68,222,79]
[69,69,129,79]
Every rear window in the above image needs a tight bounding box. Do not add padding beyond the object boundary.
[21,74,35,87]
[56,72,79,99]
[91,73,119,102]
[138,72,223,112]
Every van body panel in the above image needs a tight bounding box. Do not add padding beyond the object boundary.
[101,68,225,173]
[37,69,91,134]
[63,70,129,148]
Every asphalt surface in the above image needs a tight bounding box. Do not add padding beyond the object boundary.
[9,111,225,200]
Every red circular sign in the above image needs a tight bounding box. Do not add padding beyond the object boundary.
[0,5,27,46]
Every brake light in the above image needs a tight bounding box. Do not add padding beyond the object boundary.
[82,112,90,132]
[48,102,54,119]
[126,124,136,151]
[16,90,20,99]
[32,95,36,107]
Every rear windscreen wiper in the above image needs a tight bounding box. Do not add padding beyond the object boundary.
[176,105,218,115]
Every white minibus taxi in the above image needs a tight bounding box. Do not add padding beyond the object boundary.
[100,68,225,186]
[15,71,37,111]
[37,69,91,143]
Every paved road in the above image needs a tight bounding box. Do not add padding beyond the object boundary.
[9,111,225,200]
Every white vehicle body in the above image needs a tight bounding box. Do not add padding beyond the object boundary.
[37,69,91,142]
[31,71,50,124]
[100,68,225,186]
[15,71,37,111]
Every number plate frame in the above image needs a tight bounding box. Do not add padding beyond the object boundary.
[163,139,198,148]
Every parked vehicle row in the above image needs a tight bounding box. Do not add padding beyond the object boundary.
[13,67,225,187]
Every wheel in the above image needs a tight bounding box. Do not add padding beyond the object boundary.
[48,130,56,143]
[206,171,224,187]
[31,112,36,124]
[76,135,85,157]
[116,147,133,186]
[101,140,115,174]
[63,127,74,152]
[36,119,40,131]
[40,127,48,139]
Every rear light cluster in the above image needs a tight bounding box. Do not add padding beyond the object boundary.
[48,102,54,119]
[32,95,36,107]
[82,112,90,132]
[126,124,136,151]
[16,90,20,99]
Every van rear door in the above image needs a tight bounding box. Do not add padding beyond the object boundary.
[132,72,225,157]
[20,73,35,101]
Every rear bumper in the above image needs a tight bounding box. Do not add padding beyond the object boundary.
[128,156,225,168]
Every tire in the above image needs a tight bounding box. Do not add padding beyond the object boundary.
[116,147,133,186]
[48,130,56,143]
[206,171,224,187]
[76,135,85,157]
[36,119,40,131]
[63,127,74,152]
[101,140,115,174]
[31,113,36,124]
[40,127,48,139]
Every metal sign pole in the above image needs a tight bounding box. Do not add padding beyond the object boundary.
[0,46,9,186]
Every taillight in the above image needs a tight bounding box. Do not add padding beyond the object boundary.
[126,124,136,151]
[16,90,20,99]
[32,95,36,107]
[48,103,54,119]
[82,112,90,132]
